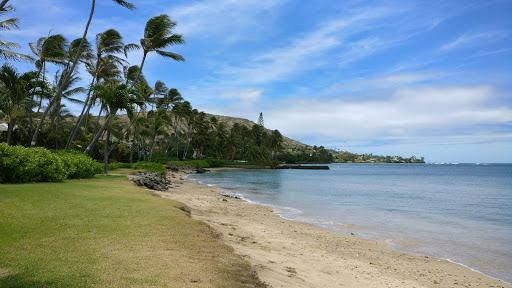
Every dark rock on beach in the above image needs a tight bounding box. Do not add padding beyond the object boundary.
[132,172,171,191]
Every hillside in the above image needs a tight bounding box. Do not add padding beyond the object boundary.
[206,114,311,151]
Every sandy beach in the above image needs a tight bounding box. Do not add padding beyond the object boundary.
[155,169,511,288]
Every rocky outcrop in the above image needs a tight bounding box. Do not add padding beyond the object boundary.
[131,172,171,191]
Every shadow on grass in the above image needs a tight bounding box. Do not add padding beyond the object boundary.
[0,274,76,288]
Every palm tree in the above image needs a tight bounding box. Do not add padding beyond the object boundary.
[130,14,185,87]
[39,0,135,148]
[49,70,85,149]
[146,108,170,162]
[66,29,129,149]
[269,130,283,159]
[29,34,68,82]
[0,64,45,145]
[0,5,33,62]
[88,82,135,174]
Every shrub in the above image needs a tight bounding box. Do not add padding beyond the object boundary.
[107,162,167,174]
[0,144,66,183]
[52,150,102,179]
[204,158,224,167]
[132,162,166,174]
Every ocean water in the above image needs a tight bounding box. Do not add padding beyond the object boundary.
[186,163,512,283]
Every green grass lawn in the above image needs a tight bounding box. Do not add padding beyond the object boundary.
[0,174,266,287]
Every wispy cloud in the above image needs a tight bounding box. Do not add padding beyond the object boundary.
[440,31,508,51]
[169,0,287,42]
[201,85,512,146]
[214,6,401,85]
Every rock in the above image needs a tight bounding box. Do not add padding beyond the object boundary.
[131,172,171,191]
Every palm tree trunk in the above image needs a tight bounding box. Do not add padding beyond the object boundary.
[103,125,110,175]
[28,65,44,139]
[84,113,111,155]
[0,0,10,11]
[6,118,16,146]
[32,0,96,147]
[92,104,104,138]
[130,51,147,89]
[65,73,98,149]
[36,62,47,113]
[129,138,134,163]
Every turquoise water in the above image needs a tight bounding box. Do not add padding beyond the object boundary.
[187,163,512,283]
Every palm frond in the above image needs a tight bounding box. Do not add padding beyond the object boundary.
[0,49,34,62]
[0,40,20,49]
[155,50,185,61]
[123,43,140,57]
[0,17,18,30]
[112,0,136,10]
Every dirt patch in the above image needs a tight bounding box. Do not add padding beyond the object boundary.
[0,269,13,278]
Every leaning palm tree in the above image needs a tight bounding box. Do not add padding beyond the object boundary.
[0,5,33,62]
[87,82,135,174]
[37,0,135,147]
[130,14,185,87]
[65,29,130,149]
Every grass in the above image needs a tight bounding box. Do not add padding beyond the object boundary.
[0,175,266,287]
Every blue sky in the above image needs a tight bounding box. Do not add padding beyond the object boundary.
[4,0,512,163]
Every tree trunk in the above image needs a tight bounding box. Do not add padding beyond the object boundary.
[32,0,96,147]
[103,125,110,175]
[84,113,111,155]
[130,51,147,89]
[92,103,104,138]
[30,99,53,147]
[66,55,101,149]
[129,138,134,163]
[6,118,16,146]
[0,0,10,11]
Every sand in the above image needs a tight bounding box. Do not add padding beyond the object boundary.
[155,169,511,288]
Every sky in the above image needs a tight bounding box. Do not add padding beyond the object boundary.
[3,0,512,163]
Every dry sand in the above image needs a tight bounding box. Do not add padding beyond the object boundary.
[155,170,511,288]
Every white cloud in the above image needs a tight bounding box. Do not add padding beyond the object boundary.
[354,73,445,88]
[169,0,287,41]
[440,31,508,51]
[210,85,512,145]
[215,6,400,85]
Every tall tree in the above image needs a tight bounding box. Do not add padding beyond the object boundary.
[0,5,33,61]
[130,14,185,87]
[89,82,135,174]
[0,64,45,145]
[34,0,135,147]
[66,29,129,149]
[28,33,68,139]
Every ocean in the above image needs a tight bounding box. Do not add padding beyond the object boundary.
[186,163,512,283]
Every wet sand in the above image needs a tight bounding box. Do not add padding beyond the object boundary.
[155,170,511,288]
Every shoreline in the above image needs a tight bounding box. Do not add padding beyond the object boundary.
[156,170,511,288]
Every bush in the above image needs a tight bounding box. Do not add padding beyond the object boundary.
[0,144,103,183]
[52,150,102,179]
[132,162,166,174]
[0,144,66,183]
[204,158,224,167]
[108,162,167,174]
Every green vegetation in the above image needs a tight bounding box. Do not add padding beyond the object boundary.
[333,151,425,163]
[0,176,266,287]
[0,143,101,183]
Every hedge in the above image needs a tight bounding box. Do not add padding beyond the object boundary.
[0,144,101,183]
